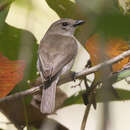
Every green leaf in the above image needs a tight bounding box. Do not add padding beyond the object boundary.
[0,0,11,29]
[0,23,38,92]
[0,2,38,99]
[63,91,83,107]
[46,0,78,18]
[63,88,130,107]
[117,69,130,81]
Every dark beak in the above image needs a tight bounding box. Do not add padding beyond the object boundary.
[73,20,85,27]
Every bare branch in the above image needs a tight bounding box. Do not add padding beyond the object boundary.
[0,85,41,103]
[0,50,130,103]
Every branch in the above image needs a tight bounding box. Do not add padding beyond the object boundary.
[80,104,91,130]
[76,50,130,77]
[0,86,41,103]
[0,50,130,103]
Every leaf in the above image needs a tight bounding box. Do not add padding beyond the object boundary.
[63,92,83,107]
[118,0,130,15]
[117,69,130,81]
[0,0,10,29]
[0,53,25,98]
[85,34,130,73]
[0,2,38,95]
[46,0,78,18]
[63,88,130,107]
[106,38,130,72]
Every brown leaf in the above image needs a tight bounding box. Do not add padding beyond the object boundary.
[85,34,130,73]
[0,53,25,98]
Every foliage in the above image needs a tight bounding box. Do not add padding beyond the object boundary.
[0,53,25,98]
[0,0,130,111]
[63,88,130,107]
[0,0,130,129]
[0,0,38,95]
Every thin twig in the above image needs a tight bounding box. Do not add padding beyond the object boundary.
[0,50,130,103]
[81,104,91,130]
[80,79,98,130]
[0,85,42,103]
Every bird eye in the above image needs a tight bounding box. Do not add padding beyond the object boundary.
[62,22,69,26]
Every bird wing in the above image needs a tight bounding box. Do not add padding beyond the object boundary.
[37,34,78,80]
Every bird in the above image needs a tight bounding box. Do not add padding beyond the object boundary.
[37,18,85,114]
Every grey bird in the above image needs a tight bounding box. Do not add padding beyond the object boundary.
[37,18,85,114]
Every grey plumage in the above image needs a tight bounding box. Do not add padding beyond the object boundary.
[37,18,85,113]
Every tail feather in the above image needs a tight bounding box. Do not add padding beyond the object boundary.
[40,76,59,114]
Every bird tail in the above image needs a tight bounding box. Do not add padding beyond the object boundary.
[40,76,59,114]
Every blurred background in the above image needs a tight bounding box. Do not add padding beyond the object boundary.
[0,0,130,129]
